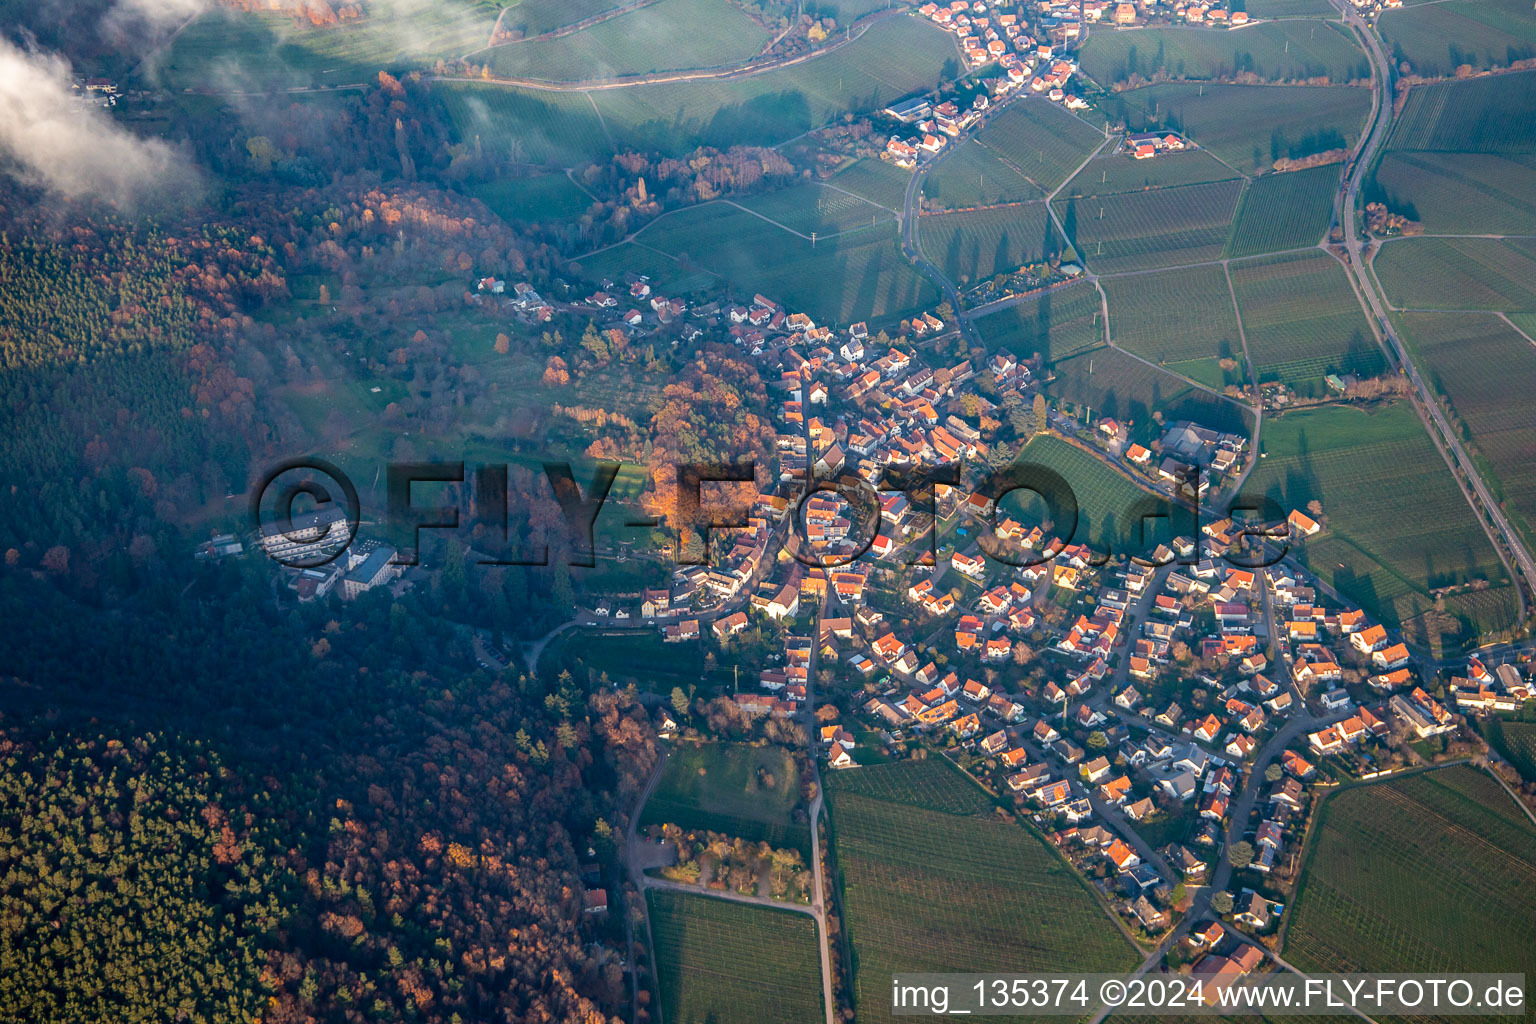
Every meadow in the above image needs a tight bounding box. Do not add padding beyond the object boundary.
[1285,767,1536,979]
[485,0,771,81]
[1018,435,1175,552]
[737,182,896,236]
[569,241,720,294]
[630,203,937,323]
[921,203,1059,285]
[826,758,1139,1024]
[1061,149,1241,197]
[1248,402,1515,635]
[472,172,595,225]
[962,100,1109,195]
[1102,263,1243,386]
[1397,312,1536,552]
[971,280,1105,363]
[1378,0,1536,77]
[924,139,1049,209]
[1228,249,1380,389]
[641,742,811,855]
[1225,164,1340,257]
[648,889,824,1024]
[1055,179,1244,273]
[439,83,614,167]
[1079,21,1369,86]
[1094,84,1370,174]
[588,16,959,153]
[1370,152,1536,235]
[1375,238,1536,312]
[1048,345,1253,436]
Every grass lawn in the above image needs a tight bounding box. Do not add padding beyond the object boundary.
[1103,263,1244,380]
[827,757,1139,1024]
[1056,179,1244,274]
[648,889,823,1024]
[972,279,1105,363]
[1375,238,1536,312]
[1248,402,1515,637]
[1285,766,1536,978]
[641,742,811,855]
[1228,249,1381,391]
[1095,84,1370,174]
[1079,21,1369,86]
[1225,163,1341,257]
[1396,312,1536,553]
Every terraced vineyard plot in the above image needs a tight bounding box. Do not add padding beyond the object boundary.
[641,742,811,854]
[1488,721,1536,781]
[1244,0,1338,17]
[1286,767,1536,979]
[440,84,613,167]
[1049,345,1252,435]
[1377,238,1536,312]
[638,203,937,322]
[972,280,1105,363]
[472,173,594,225]
[486,0,771,80]
[1062,149,1241,197]
[924,138,1047,209]
[499,0,632,38]
[829,157,912,210]
[1018,435,1174,551]
[1229,249,1380,389]
[922,203,1059,285]
[1095,84,1370,174]
[1387,69,1536,152]
[1249,402,1514,633]
[1056,179,1244,273]
[827,759,1138,1024]
[1079,22,1369,86]
[971,100,1108,194]
[590,17,960,153]
[738,183,895,236]
[1103,264,1243,386]
[1398,312,1536,551]
[1225,164,1341,257]
[1379,0,1536,77]
[648,890,823,1024]
[824,757,994,814]
[1371,151,1536,234]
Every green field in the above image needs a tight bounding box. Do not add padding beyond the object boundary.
[1103,263,1243,387]
[621,202,936,323]
[1376,238,1536,312]
[1397,312,1536,551]
[1249,402,1515,635]
[1062,148,1241,197]
[1096,84,1371,174]
[648,889,823,1024]
[1018,435,1174,550]
[922,203,1060,285]
[1371,151,1536,235]
[972,280,1105,363]
[142,1,494,90]
[1379,0,1536,77]
[826,157,911,210]
[924,138,1049,209]
[486,0,771,80]
[827,758,1139,1024]
[1285,767,1536,979]
[641,742,811,855]
[1229,249,1381,388]
[1487,720,1536,781]
[1079,22,1369,86]
[1049,344,1253,435]
[1387,70,1536,153]
[440,83,614,167]
[588,16,960,153]
[737,182,896,236]
[1225,164,1340,257]
[956,100,1108,195]
[472,172,595,224]
[499,0,632,38]
[1056,179,1245,273]
[570,241,720,294]
[1244,0,1339,17]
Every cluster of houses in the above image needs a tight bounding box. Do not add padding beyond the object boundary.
[1093,0,1253,27]
[1123,131,1194,160]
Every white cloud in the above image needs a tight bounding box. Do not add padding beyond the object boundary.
[0,38,198,208]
